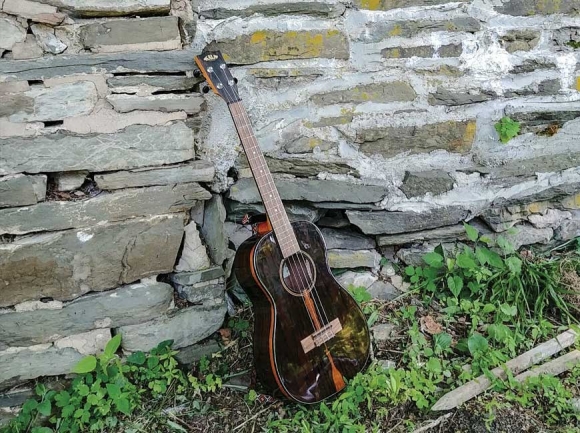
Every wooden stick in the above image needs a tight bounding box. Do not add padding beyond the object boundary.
[411,413,452,433]
[432,329,578,411]
[514,350,580,383]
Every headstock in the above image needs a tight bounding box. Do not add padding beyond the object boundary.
[194,51,240,104]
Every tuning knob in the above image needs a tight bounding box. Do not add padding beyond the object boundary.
[202,86,210,94]
[193,69,202,78]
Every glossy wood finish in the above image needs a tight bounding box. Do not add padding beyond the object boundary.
[234,221,370,403]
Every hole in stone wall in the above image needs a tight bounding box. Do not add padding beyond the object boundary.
[0,234,16,244]
[43,120,64,127]
[112,71,188,77]
[27,79,43,85]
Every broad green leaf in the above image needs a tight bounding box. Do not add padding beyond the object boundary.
[478,247,504,269]
[456,253,476,269]
[433,332,452,351]
[106,383,121,399]
[505,256,522,274]
[22,399,38,412]
[73,355,97,374]
[76,383,90,397]
[467,333,489,355]
[500,303,517,317]
[427,357,442,373]
[147,356,160,369]
[126,351,146,366]
[115,397,131,415]
[463,223,479,242]
[423,252,444,268]
[447,275,463,298]
[37,400,52,416]
[104,334,122,357]
[405,266,415,276]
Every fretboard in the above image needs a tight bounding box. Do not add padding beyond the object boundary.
[228,101,300,258]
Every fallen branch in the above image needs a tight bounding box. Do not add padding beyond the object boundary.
[411,413,452,433]
[514,350,580,383]
[432,328,578,411]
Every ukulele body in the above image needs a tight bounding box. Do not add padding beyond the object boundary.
[234,220,371,403]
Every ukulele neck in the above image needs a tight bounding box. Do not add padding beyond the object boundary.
[228,101,300,258]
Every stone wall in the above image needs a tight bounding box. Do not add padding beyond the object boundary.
[0,0,579,398]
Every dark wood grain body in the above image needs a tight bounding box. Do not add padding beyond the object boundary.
[234,221,370,403]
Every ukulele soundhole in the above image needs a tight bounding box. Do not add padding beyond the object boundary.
[279,251,317,296]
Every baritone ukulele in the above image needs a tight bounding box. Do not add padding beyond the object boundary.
[194,50,370,404]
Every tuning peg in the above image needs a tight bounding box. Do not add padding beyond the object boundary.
[202,86,210,94]
[193,69,202,78]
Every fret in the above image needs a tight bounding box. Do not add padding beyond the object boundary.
[229,101,300,258]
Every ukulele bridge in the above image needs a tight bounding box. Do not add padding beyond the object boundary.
[300,318,342,354]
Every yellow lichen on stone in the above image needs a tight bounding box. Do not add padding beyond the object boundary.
[526,201,549,213]
[360,0,382,10]
[308,138,322,149]
[389,48,401,58]
[250,31,267,44]
[576,76,580,91]
[463,121,477,144]
[561,193,580,210]
[389,25,402,37]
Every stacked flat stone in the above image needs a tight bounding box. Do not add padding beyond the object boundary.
[1,0,579,396]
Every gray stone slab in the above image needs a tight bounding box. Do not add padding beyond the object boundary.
[33,0,171,17]
[175,339,221,365]
[353,0,454,10]
[428,88,494,106]
[400,170,454,198]
[118,303,227,352]
[0,214,185,306]
[0,174,46,208]
[377,223,474,246]
[175,278,225,306]
[355,17,481,43]
[0,345,82,390]
[106,94,204,114]
[327,249,380,269]
[320,228,375,250]
[237,155,353,177]
[80,17,181,53]
[495,0,579,15]
[347,207,469,235]
[170,266,225,286]
[0,14,26,51]
[0,123,194,175]
[311,81,416,105]
[201,195,228,266]
[95,161,214,190]
[367,280,399,301]
[0,183,208,235]
[4,82,97,123]
[500,30,540,53]
[107,75,201,92]
[199,0,346,18]
[0,387,34,408]
[0,49,196,80]
[476,152,580,179]
[228,177,388,204]
[209,29,349,65]
[357,120,476,158]
[382,43,462,58]
[0,282,173,347]
[225,199,324,222]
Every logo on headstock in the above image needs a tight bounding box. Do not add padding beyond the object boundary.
[204,54,218,61]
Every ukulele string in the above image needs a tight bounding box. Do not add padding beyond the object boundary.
[225,71,334,339]
[230,101,321,334]
[214,67,333,340]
